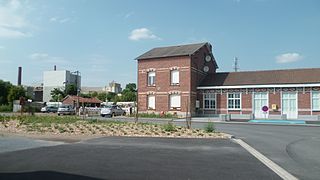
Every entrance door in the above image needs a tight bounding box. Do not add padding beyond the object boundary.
[282,92,298,119]
[253,92,269,119]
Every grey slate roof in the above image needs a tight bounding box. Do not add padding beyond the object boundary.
[136,42,208,60]
[200,68,320,87]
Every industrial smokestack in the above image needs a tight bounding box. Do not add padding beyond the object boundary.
[18,66,22,86]
[54,65,56,71]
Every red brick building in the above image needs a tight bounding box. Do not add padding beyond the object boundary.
[136,42,320,120]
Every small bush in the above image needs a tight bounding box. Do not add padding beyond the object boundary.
[204,122,215,133]
[163,122,176,132]
[0,105,12,112]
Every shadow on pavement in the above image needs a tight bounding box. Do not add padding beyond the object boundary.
[0,171,103,180]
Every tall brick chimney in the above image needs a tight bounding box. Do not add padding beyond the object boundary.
[18,66,22,86]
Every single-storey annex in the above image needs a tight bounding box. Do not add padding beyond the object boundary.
[136,42,320,120]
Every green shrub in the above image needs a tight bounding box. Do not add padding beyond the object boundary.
[204,122,215,133]
[163,122,176,132]
[0,105,12,112]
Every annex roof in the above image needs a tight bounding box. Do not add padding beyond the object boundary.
[199,68,320,87]
[136,42,209,60]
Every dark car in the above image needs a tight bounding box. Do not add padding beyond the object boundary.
[41,106,58,113]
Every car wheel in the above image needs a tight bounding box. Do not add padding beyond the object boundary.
[123,112,126,116]
[58,113,60,116]
[112,112,115,117]
[101,114,105,117]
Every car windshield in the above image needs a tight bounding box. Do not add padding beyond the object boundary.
[102,105,112,108]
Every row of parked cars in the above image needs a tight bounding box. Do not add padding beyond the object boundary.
[41,105,75,116]
[41,104,126,117]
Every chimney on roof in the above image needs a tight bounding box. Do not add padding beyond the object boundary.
[233,57,239,72]
[17,66,22,86]
[54,65,56,71]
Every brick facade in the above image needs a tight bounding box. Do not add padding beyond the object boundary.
[137,42,320,119]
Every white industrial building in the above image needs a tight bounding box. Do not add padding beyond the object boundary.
[43,70,81,102]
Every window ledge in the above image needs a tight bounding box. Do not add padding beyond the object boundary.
[228,109,242,111]
[170,83,180,86]
[170,107,181,111]
[147,84,156,87]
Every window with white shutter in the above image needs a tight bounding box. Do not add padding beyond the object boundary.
[312,91,320,111]
[171,70,179,85]
[170,94,181,109]
[148,95,155,110]
[147,71,155,86]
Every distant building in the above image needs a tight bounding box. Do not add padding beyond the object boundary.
[43,69,81,102]
[62,95,102,107]
[81,87,105,94]
[105,81,122,94]
[22,85,43,102]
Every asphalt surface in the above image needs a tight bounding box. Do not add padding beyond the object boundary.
[0,137,280,180]
[210,123,320,180]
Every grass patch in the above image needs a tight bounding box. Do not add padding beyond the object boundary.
[204,122,215,133]
[131,112,178,119]
[162,122,176,132]
[0,105,12,112]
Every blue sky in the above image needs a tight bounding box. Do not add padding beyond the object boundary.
[0,0,319,87]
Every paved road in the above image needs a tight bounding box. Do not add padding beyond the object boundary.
[0,137,280,180]
[211,123,320,180]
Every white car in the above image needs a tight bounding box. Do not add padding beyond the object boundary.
[100,105,126,117]
[57,105,75,116]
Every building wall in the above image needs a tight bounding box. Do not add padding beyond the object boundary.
[138,56,191,115]
[43,70,81,102]
[200,89,320,119]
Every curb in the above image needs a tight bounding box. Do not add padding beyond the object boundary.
[227,135,298,180]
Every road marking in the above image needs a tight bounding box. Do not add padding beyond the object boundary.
[232,138,298,180]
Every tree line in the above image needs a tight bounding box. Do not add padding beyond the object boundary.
[0,80,27,110]
[50,83,137,102]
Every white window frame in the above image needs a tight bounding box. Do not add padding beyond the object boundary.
[227,92,242,110]
[169,94,181,110]
[170,70,179,85]
[147,71,155,86]
[147,95,155,110]
[203,93,216,110]
[312,91,320,111]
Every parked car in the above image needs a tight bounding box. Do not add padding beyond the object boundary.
[100,105,126,117]
[57,105,75,116]
[41,106,58,113]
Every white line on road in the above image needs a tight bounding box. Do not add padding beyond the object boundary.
[232,138,298,180]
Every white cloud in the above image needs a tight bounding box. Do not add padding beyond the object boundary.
[0,0,31,38]
[50,17,70,23]
[276,53,303,64]
[129,28,160,41]
[29,53,67,64]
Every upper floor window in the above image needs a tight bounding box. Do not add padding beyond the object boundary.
[171,70,179,85]
[170,94,181,110]
[228,93,241,110]
[203,93,216,109]
[312,91,320,111]
[147,71,155,86]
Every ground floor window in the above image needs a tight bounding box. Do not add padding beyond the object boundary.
[228,93,241,110]
[170,94,181,110]
[312,91,320,111]
[203,93,216,109]
[148,95,155,110]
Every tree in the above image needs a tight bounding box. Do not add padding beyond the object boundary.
[106,92,116,101]
[0,80,13,105]
[65,84,77,95]
[50,88,65,102]
[7,86,26,104]
[121,83,136,102]
[97,92,107,101]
